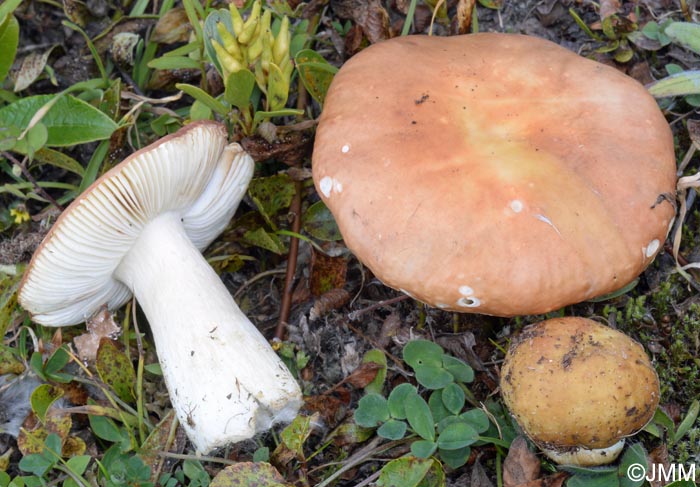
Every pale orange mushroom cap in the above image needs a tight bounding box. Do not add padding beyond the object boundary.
[312,33,677,316]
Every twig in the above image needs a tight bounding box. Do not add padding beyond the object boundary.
[3,151,64,211]
[156,451,237,465]
[347,295,410,321]
[233,268,287,299]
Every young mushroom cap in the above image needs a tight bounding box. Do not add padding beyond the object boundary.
[312,33,677,316]
[500,317,659,466]
[19,121,302,453]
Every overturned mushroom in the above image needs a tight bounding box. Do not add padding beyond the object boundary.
[18,121,302,453]
[500,317,659,466]
[312,33,676,316]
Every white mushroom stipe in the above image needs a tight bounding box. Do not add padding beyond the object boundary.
[645,239,660,258]
[542,440,625,466]
[510,200,523,213]
[114,212,301,453]
[319,176,333,198]
[457,296,481,308]
[18,122,302,454]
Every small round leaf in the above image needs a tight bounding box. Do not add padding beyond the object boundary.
[460,409,490,433]
[414,364,454,390]
[441,383,465,414]
[377,419,408,440]
[442,355,474,383]
[387,383,417,420]
[436,422,478,450]
[411,440,438,459]
[428,390,451,424]
[403,340,444,368]
[439,446,471,469]
[405,393,435,441]
[354,393,390,427]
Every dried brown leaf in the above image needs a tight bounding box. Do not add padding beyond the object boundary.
[331,0,390,44]
[310,249,347,296]
[73,307,120,362]
[345,361,381,389]
[152,7,192,44]
[600,0,621,20]
[455,0,476,34]
[503,436,540,487]
[309,288,350,321]
[14,46,57,92]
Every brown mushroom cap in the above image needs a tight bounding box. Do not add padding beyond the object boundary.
[500,317,659,456]
[312,33,676,316]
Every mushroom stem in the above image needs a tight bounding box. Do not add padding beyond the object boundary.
[542,440,625,466]
[114,211,302,453]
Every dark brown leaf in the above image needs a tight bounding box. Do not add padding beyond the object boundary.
[345,361,382,388]
[503,436,540,487]
[309,249,347,296]
[331,0,390,44]
[309,288,350,321]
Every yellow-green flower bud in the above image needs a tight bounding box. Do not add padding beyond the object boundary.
[229,2,244,34]
[213,40,246,76]
[273,16,290,66]
[237,1,261,44]
[247,32,264,63]
[216,22,243,61]
[260,29,273,74]
[280,57,294,81]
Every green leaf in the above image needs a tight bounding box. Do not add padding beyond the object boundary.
[387,383,417,420]
[149,55,202,71]
[30,384,64,423]
[414,364,453,390]
[96,339,136,404]
[403,340,444,368]
[224,69,256,111]
[176,83,229,115]
[88,414,124,443]
[202,9,232,76]
[294,49,337,106]
[354,393,390,427]
[665,22,700,55]
[279,414,314,460]
[566,471,619,487]
[0,95,117,147]
[376,456,435,487]
[24,122,48,154]
[248,174,296,228]
[460,409,490,433]
[618,443,647,487]
[405,393,435,441]
[377,419,407,440]
[436,421,478,450]
[252,108,303,125]
[210,462,288,487]
[43,346,72,382]
[33,148,85,177]
[242,227,286,254]
[410,440,437,458]
[442,355,474,383]
[302,201,342,241]
[65,455,91,475]
[673,399,699,443]
[0,0,22,25]
[441,383,465,414]
[0,15,19,83]
[428,390,451,424]
[439,446,471,469]
[648,70,700,98]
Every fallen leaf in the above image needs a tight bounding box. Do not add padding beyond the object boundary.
[331,0,390,44]
[503,436,540,487]
[599,0,621,21]
[14,46,57,92]
[151,7,192,44]
[345,361,381,389]
[210,462,290,487]
[455,0,476,34]
[309,288,350,321]
[310,249,347,296]
[73,307,120,362]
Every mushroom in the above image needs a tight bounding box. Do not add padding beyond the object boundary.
[312,33,677,316]
[18,121,302,453]
[499,317,659,466]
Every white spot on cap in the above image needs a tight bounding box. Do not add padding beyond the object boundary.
[436,303,449,309]
[459,285,473,296]
[457,296,480,308]
[510,200,523,213]
[319,177,333,198]
[535,214,561,236]
[334,180,343,193]
[645,239,660,258]
[341,144,350,153]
